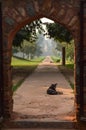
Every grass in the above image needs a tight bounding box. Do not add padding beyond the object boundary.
[66,60,74,69]
[11,56,44,66]
[11,56,45,92]
[66,63,74,69]
[51,56,61,63]
[65,62,74,89]
[58,64,74,89]
[12,79,24,92]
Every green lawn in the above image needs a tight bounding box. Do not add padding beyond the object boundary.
[66,60,74,69]
[51,56,74,69]
[51,56,61,63]
[11,56,44,66]
[66,63,74,70]
[11,56,45,92]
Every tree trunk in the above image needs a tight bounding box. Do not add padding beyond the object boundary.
[62,47,65,66]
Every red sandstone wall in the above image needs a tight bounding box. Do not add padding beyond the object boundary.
[0,0,86,129]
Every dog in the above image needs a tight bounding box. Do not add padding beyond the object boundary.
[47,83,58,95]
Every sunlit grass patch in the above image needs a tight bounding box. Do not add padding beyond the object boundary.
[11,56,45,92]
[66,63,74,70]
[11,56,45,66]
[66,60,74,70]
[51,56,61,63]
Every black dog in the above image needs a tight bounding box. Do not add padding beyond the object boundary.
[47,83,58,95]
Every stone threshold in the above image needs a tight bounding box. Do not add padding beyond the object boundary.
[3,120,77,129]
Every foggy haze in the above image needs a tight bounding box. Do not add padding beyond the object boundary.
[36,34,61,57]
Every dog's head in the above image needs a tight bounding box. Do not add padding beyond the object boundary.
[50,83,57,89]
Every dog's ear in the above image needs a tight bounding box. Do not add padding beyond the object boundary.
[55,83,57,86]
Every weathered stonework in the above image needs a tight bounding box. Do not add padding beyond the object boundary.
[0,0,86,129]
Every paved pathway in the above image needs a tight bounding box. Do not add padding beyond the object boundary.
[13,56,75,121]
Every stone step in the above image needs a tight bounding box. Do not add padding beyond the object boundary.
[2,128,78,130]
[3,120,77,129]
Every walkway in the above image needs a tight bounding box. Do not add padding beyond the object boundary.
[13,56,75,121]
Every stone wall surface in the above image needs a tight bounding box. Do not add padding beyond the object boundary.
[0,0,86,129]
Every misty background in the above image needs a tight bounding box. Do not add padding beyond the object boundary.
[12,18,62,59]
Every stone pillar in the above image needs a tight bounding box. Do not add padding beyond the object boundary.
[79,1,86,129]
[2,35,13,119]
[0,1,4,119]
[75,1,86,129]
[74,37,81,121]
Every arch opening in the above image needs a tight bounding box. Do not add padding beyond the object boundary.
[10,17,76,122]
[2,1,86,129]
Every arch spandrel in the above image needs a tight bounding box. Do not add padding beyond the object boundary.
[2,0,79,49]
[2,0,79,27]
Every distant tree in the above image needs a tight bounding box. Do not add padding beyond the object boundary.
[20,39,42,60]
[35,45,42,57]
[66,40,74,61]
[20,40,36,60]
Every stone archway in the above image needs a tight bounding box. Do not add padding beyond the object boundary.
[1,0,86,129]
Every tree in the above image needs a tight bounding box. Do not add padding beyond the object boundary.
[46,23,73,44]
[35,45,42,57]
[13,19,44,47]
[20,39,43,60]
[66,40,74,61]
[46,22,73,65]
[20,40,37,60]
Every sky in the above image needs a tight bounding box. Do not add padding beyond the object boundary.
[40,17,54,37]
[41,17,54,23]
